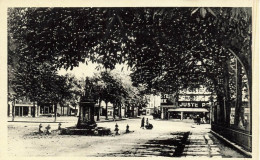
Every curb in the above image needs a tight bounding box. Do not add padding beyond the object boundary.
[210,130,252,158]
[8,121,68,123]
[94,119,128,123]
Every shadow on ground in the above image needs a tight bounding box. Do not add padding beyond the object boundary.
[101,132,190,157]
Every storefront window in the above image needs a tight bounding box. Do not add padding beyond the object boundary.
[23,107,29,116]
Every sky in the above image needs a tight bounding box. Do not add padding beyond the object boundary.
[58,61,132,79]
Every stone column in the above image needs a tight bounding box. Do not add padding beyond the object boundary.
[161,107,164,119]
[28,106,31,117]
[21,107,23,117]
[37,105,40,116]
[80,105,84,121]
[8,102,12,117]
[13,103,16,117]
[67,106,70,116]
[35,105,38,117]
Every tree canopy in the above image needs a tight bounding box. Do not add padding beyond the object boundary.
[8,8,251,121]
[8,7,252,127]
[8,7,251,90]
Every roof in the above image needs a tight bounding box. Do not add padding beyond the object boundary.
[168,108,209,112]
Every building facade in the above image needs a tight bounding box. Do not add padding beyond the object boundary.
[161,85,214,122]
[8,100,77,117]
[8,98,39,117]
[145,94,161,116]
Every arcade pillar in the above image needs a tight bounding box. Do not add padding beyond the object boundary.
[181,111,183,120]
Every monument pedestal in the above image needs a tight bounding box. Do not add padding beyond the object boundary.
[77,101,97,129]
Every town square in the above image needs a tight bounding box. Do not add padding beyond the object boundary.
[3,3,257,158]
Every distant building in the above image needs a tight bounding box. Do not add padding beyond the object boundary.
[7,65,39,117]
[8,97,39,117]
[145,94,161,116]
[8,100,77,117]
[161,85,215,122]
[7,64,77,117]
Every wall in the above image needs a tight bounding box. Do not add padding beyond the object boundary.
[212,124,252,151]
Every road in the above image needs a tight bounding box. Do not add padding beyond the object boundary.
[7,116,245,157]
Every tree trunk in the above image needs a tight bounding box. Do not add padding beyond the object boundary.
[33,101,36,117]
[67,105,70,116]
[223,59,231,126]
[76,103,82,128]
[54,103,57,122]
[113,103,116,119]
[124,103,127,118]
[12,98,15,121]
[137,105,140,116]
[217,94,224,124]
[105,101,108,120]
[97,99,101,121]
[119,103,122,119]
[234,62,243,126]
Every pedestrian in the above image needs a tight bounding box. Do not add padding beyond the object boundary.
[141,117,145,129]
[197,116,201,125]
[146,118,149,125]
[196,115,200,125]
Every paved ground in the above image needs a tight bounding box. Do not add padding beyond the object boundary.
[183,125,222,158]
[7,116,246,157]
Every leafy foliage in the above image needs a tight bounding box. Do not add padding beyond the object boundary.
[8,8,251,87]
[8,8,251,124]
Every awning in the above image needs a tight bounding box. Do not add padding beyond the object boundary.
[15,104,34,107]
[161,105,177,108]
[168,108,209,112]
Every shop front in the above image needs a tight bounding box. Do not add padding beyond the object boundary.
[8,100,38,117]
[168,108,209,121]
[14,104,37,117]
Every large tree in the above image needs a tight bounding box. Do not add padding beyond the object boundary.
[8,8,251,127]
[8,8,251,70]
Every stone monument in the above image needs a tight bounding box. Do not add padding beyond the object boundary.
[76,77,97,129]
